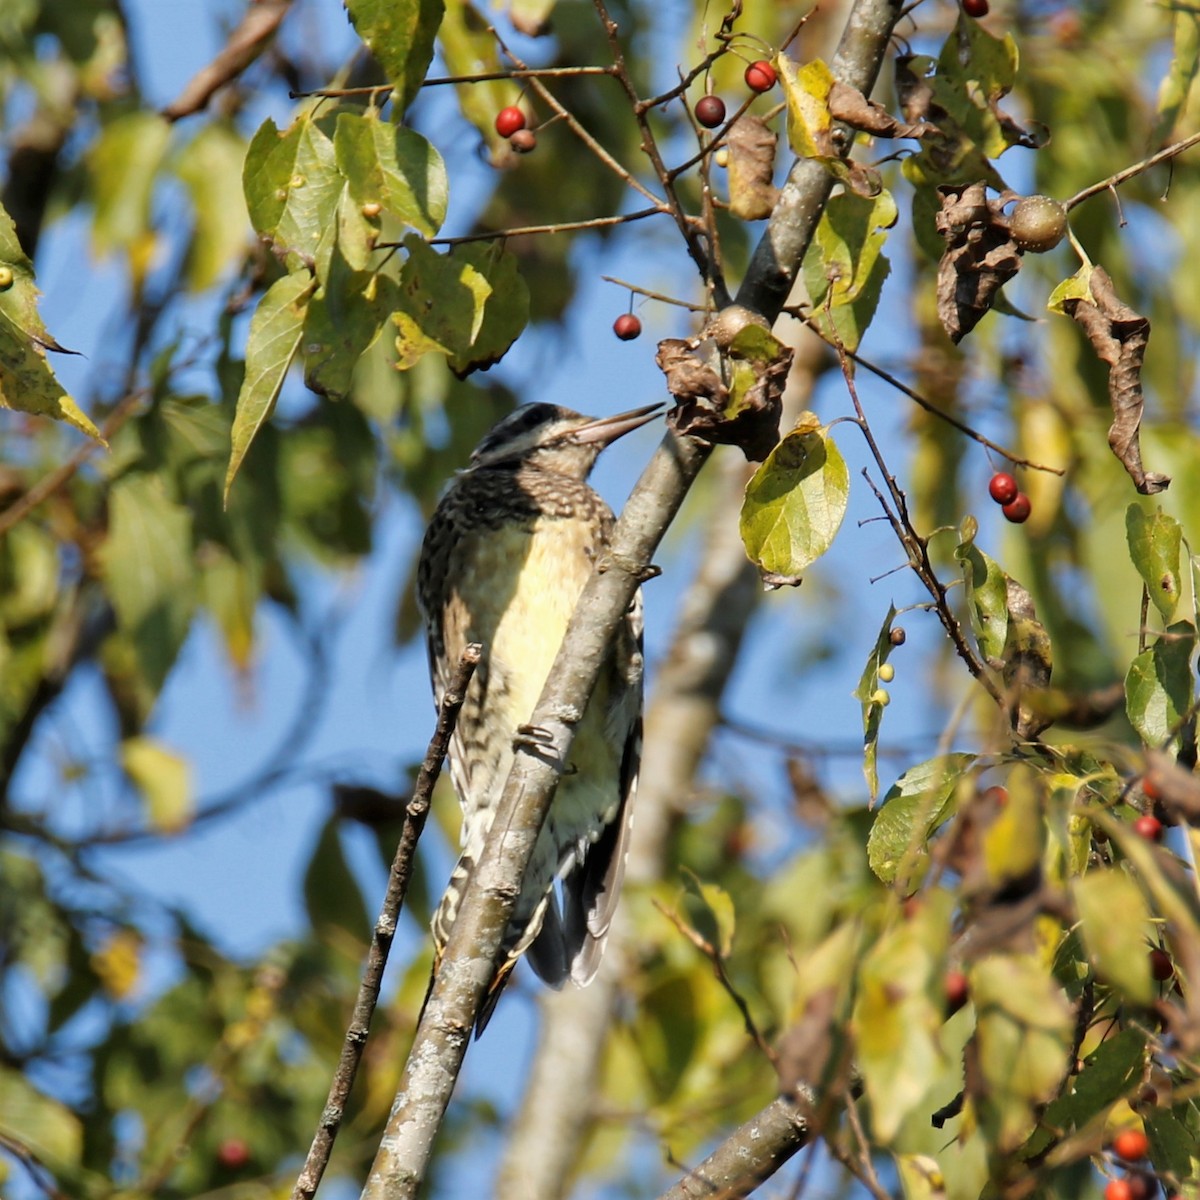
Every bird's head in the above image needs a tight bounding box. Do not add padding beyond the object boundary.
[468,402,663,479]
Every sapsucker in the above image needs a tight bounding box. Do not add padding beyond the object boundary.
[416,402,660,1031]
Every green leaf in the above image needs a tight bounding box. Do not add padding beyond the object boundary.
[853,603,899,802]
[121,736,193,834]
[867,754,976,885]
[345,0,444,111]
[1125,620,1196,746]
[174,122,250,292]
[447,242,529,375]
[802,188,898,352]
[781,57,836,160]
[853,915,947,1142]
[682,872,736,958]
[1029,1028,1146,1156]
[739,413,849,583]
[1047,264,1093,316]
[0,322,102,440]
[333,110,447,238]
[0,1066,83,1170]
[88,110,171,285]
[1126,503,1182,622]
[99,474,196,691]
[226,270,315,499]
[391,236,497,370]
[1146,1106,1200,1183]
[954,536,1009,661]
[302,248,398,398]
[1071,869,1155,1004]
[303,816,371,944]
[0,199,101,440]
[1154,4,1200,141]
[979,763,1044,892]
[197,544,259,670]
[970,953,1074,1151]
[0,198,71,355]
[243,115,341,269]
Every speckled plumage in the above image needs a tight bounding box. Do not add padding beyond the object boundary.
[416,403,654,1028]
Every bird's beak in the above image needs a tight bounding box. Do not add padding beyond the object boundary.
[571,403,665,446]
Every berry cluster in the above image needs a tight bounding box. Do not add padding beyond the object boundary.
[987,471,1031,524]
[1104,1129,1156,1200]
[494,105,536,153]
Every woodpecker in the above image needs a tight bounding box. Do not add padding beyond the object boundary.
[416,401,661,1031]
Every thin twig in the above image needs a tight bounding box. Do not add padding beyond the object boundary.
[420,205,665,247]
[601,274,709,311]
[1064,129,1200,211]
[815,331,1065,475]
[653,898,777,1066]
[490,26,663,209]
[0,1131,70,1200]
[291,643,481,1200]
[593,0,726,301]
[831,1090,892,1200]
[835,345,1002,703]
[292,67,617,99]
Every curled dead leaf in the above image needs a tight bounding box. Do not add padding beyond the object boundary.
[726,114,779,221]
[1060,267,1169,495]
[935,182,1022,343]
[660,309,790,461]
[827,79,938,140]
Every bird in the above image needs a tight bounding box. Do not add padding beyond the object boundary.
[416,401,661,1033]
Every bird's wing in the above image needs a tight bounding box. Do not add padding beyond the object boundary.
[566,586,644,986]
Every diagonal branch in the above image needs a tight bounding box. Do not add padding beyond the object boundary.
[162,0,293,121]
[655,1097,811,1200]
[293,644,480,1200]
[362,1,905,1195]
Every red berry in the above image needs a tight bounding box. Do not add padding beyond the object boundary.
[1002,493,1032,523]
[981,784,1009,807]
[1133,814,1164,843]
[962,0,990,15]
[1126,1174,1157,1200]
[217,1138,251,1169]
[744,60,777,93]
[988,472,1019,505]
[509,129,537,154]
[1149,948,1174,982]
[1107,1181,1135,1200]
[1142,772,1162,801]
[944,968,969,1015]
[613,313,642,341]
[495,106,526,137]
[695,95,726,128]
[1112,1129,1151,1162]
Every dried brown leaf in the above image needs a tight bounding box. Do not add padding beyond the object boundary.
[726,114,779,221]
[827,80,936,140]
[659,310,789,461]
[935,182,1021,343]
[1062,267,1169,495]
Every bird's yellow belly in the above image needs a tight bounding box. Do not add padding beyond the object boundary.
[452,516,594,728]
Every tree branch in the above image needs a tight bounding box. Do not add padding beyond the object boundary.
[655,1097,810,1200]
[292,644,480,1200]
[162,0,293,121]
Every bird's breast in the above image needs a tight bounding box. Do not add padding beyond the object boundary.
[450,514,597,724]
